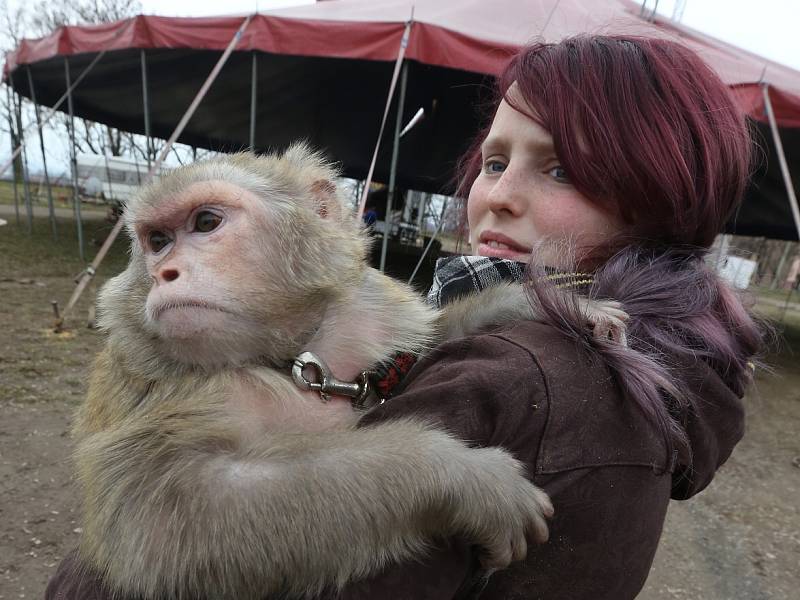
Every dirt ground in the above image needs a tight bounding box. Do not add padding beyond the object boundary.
[1,214,799,599]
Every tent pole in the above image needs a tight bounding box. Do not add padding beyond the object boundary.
[379,61,408,273]
[11,77,33,234]
[5,80,21,226]
[0,18,133,180]
[249,52,257,151]
[416,192,426,232]
[762,83,800,241]
[141,49,152,172]
[54,15,255,331]
[771,241,792,290]
[408,197,448,287]
[357,20,413,220]
[102,149,115,202]
[27,65,57,240]
[65,57,85,262]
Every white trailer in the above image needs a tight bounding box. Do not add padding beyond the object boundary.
[75,154,165,204]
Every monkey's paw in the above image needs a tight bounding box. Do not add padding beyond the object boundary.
[579,298,629,347]
[451,447,553,571]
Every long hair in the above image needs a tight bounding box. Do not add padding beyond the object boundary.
[457,36,763,456]
[526,247,764,460]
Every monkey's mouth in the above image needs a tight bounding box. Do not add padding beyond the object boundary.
[150,299,230,321]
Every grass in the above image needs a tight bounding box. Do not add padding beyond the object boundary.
[0,214,129,278]
[0,179,77,208]
[751,285,800,306]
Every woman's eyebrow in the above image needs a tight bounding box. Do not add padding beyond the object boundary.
[481,136,506,154]
[482,135,556,157]
[526,137,556,155]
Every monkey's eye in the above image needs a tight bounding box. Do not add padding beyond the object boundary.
[148,231,172,253]
[194,210,223,233]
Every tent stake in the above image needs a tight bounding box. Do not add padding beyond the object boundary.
[54,15,255,331]
[762,83,800,241]
[27,65,57,240]
[64,57,85,262]
[379,61,408,273]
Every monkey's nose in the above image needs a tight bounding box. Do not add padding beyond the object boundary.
[160,268,180,282]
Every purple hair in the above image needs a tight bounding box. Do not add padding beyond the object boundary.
[525,247,764,460]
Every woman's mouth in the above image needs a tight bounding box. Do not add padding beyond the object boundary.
[477,232,531,260]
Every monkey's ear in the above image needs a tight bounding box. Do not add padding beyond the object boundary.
[310,179,341,221]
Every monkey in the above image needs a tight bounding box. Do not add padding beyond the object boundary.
[74,143,626,600]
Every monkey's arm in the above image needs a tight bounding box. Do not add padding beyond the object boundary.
[77,410,549,600]
[437,282,628,344]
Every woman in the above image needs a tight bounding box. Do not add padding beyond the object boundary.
[338,34,762,598]
[47,35,762,599]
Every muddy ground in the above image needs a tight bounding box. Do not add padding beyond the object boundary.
[1,213,798,599]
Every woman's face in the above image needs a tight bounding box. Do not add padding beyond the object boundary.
[467,97,624,266]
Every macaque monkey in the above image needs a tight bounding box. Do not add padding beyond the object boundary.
[76,144,623,600]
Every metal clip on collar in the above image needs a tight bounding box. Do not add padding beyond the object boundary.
[292,351,371,409]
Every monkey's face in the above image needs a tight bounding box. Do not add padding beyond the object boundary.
[133,179,289,367]
[99,147,368,372]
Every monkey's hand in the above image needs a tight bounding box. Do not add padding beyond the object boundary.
[444,443,553,570]
[437,282,629,346]
[577,297,628,346]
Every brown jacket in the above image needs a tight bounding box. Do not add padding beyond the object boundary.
[46,322,745,599]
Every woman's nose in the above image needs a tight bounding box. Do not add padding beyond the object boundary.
[487,170,528,217]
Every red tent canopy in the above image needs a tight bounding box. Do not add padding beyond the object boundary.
[4,0,800,240]
[6,0,800,126]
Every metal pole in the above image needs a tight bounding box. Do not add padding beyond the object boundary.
[141,49,152,172]
[249,52,257,151]
[416,192,426,231]
[55,15,255,330]
[11,78,33,234]
[103,151,115,202]
[408,197,448,286]
[379,61,408,273]
[357,19,413,220]
[762,83,800,241]
[771,241,792,290]
[65,57,85,262]
[20,130,33,233]
[27,66,57,239]
[5,81,20,226]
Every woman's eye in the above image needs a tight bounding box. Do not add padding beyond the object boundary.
[484,160,506,174]
[194,210,223,233]
[548,165,570,183]
[148,231,172,253]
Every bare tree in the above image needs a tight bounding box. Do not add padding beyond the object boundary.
[2,0,144,165]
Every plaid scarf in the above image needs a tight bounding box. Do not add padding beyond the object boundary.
[427,255,528,308]
[427,255,594,308]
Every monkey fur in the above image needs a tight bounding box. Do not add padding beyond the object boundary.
[75,144,621,599]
